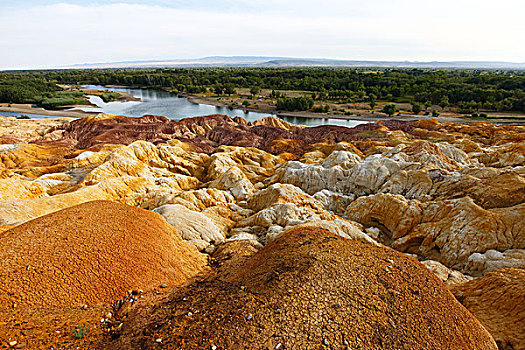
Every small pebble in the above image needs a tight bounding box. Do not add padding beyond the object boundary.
[246,314,253,321]
[155,338,162,343]
[160,283,167,288]
[275,343,282,349]
[211,346,217,350]
[9,341,17,347]
[187,312,193,316]
[287,289,292,294]
[323,338,329,346]
[106,312,113,319]
[307,306,312,310]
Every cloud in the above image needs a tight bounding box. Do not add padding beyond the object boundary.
[0,1,523,69]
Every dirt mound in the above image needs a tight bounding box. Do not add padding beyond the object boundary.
[109,227,496,350]
[451,268,525,350]
[0,200,207,308]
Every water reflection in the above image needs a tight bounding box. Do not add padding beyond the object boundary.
[76,85,369,127]
[280,116,366,128]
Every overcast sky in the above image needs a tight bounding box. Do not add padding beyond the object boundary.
[1,0,524,69]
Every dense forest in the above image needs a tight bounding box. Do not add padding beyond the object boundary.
[0,73,85,109]
[1,68,524,112]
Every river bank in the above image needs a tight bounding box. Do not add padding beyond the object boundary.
[0,103,93,118]
[59,84,141,103]
[2,87,524,125]
[183,92,525,125]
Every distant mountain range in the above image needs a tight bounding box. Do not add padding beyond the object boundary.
[69,56,525,69]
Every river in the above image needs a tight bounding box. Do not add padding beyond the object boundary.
[1,85,369,127]
[75,85,368,127]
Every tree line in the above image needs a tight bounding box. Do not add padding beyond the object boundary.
[1,68,524,113]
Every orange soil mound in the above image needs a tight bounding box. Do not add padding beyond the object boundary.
[451,268,525,350]
[109,227,496,350]
[0,200,207,309]
[0,303,113,349]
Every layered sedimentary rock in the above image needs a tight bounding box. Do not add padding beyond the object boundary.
[108,227,497,350]
[1,113,523,347]
[154,204,226,250]
[0,115,72,143]
[0,201,206,308]
[346,194,525,273]
[0,113,522,275]
[421,260,473,286]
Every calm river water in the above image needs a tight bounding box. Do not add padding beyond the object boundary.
[1,85,368,127]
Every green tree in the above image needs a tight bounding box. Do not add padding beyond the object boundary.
[432,110,440,117]
[411,103,422,115]
[213,84,224,96]
[250,86,261,97]
[368,94,377,110]
[276,96,314,111]
[381,104,396,117]
[439,96,449,109]
[224,83,236,96]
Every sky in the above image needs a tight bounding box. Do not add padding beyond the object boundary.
[0,0,524,69]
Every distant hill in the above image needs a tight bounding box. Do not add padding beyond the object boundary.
[68,56,525,69]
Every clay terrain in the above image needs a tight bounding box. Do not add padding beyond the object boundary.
[0,113,523,349]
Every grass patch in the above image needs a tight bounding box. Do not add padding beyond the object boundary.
[100,92,122,102]
[72,325,88,339]
[39,90,86,109]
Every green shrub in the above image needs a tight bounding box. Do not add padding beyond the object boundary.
[381,104,396,117]
[312,105,330,113]
[72,325,88,339]
[411,103,422,114]
[100,92,121,102]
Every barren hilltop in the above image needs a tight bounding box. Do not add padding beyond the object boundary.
[0,113,523,349]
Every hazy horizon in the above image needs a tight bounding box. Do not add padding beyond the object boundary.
[1,0,524,70]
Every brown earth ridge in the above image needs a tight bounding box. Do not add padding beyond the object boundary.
[108,227,497,349]
[0,113,523,348]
